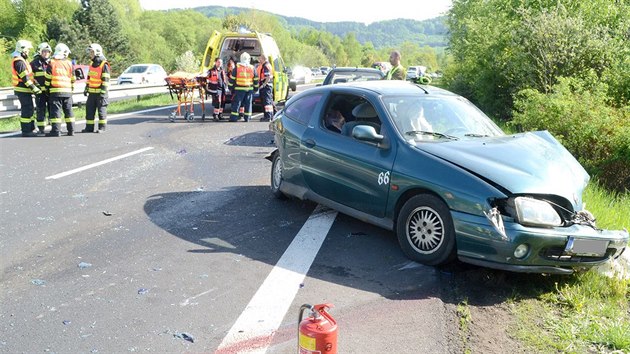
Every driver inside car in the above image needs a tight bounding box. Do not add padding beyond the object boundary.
[324,109,346,133]
[394,100,433,134]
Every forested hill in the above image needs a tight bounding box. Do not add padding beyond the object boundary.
[192,6,448,48]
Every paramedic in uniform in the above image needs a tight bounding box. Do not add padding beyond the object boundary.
[229,52,258,122]
[257,54,274,122]
[206,57,227,121]
[44,43,75,136]
[82,43,110,133]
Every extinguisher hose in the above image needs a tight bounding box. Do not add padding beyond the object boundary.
[298,304,313,352]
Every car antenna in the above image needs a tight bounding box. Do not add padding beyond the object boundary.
[414,83,429,94]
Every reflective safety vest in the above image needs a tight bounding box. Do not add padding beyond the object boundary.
[257,61,273,87]
[87,60,109,94]
[206,66,222,92]
[47,59,73,94]
[12,56,35,93]
[386,64,404,80]
[235,64,254,90]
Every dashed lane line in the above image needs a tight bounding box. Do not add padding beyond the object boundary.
[45,146,154,180]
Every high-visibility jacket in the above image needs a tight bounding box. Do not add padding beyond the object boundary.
[385,64,405,80]
[206,65,226,93]
[12,56,35,94]
[30,55,49,87]
[257,61,273,87]
[231,63,257,91]
[45,59,75,96]
[87,57,110,94]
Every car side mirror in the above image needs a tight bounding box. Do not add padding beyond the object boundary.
[74,68,85,80]
[352,125,384,143]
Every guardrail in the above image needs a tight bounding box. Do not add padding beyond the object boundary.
[0,83,168,118]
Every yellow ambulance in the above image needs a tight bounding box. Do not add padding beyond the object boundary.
[201,30,291,103]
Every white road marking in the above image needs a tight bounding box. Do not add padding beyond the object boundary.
[0,106,177,138]
[215,205,338,354]
[45,146,154,180]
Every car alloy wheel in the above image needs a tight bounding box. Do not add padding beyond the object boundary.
[396,194,455,265]
[270,153,286,199]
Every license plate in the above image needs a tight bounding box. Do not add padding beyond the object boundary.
[566,237,608,257]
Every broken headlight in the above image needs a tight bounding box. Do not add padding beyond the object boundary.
[514,197,562,228]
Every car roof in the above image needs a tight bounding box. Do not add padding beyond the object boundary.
[311,80,458,97]
[329,67,382,73]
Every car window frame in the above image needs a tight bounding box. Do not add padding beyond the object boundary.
[283,92,324,126]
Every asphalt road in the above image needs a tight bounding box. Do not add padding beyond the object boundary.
[0,93,461,352]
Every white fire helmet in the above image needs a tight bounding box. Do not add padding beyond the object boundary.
[240,52,251,65]
[53,43,71,59]
[87,43,103,57]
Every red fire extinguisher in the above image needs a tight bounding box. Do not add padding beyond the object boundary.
[298,303,337,354]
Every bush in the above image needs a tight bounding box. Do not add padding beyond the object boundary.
[512,75,630,192]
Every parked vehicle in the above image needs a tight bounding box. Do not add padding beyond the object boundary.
[267,80,628,274]
[320,67,384,85]
[406,66,427,80]
[291,66,313,84]
[201,30,290,104]
[117,64,167,85]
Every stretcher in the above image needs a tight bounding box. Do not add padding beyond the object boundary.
[164,72,207,122]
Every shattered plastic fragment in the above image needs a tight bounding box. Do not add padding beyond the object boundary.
[31,279,46,286]
[176,149,187,155]
[173,332,194,343]
[62,320,71,325]
[78,262,92,269]
[137,288,149,295]
[102,211,113,216]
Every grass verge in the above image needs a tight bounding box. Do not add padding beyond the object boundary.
[514,182,629,353]
[0,93,173,133]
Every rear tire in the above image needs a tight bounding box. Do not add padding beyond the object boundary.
[396,194,456,265]
[270,152,287,199]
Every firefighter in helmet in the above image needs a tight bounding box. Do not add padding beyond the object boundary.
[228,52,258,122]
[11,39,41,137]
[44,43,75,137]
[82,43,110,133]
[30,42,52,135]
[257,54,274,122]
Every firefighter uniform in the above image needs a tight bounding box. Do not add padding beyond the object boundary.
[229,52,258,122]
[83,49,110,133]
[257,57,274,122]
[44,43,75,137]
[30,43,52,134]
[11,40,40,137]
[206,58,227,121]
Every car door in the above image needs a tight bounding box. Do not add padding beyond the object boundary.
[300,93,397,218]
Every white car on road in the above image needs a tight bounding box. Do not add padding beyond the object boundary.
[117,64,167,85]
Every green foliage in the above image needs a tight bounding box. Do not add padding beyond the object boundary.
[0,38,11,86]
[446,0,630,119]
[174,51,199,73]
[512,75,630,192]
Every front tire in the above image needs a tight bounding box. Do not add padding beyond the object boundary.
[396,194,456,265]
[270,153,287,199]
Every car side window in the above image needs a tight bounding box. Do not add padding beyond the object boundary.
[322,94,382,138]
[284,93,323,125]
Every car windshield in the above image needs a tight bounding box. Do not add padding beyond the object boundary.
[383,95,505,141]
[329,71,382,84]
[124,65,148,74]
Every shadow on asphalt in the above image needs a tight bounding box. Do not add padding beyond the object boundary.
[143,186,571,308]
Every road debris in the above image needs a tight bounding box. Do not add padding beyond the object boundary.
[31,279,46,286]
[137,288,149,295]
[173,332,194,343]
[78,262,92,269]
[102,211,113,216]
[62,320,71,325]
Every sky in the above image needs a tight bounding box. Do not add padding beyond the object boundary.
[138,0,453,24]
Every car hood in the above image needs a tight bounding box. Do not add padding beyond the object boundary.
[417,131,589,208]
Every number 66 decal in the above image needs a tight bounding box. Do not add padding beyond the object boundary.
[378,171,390,185]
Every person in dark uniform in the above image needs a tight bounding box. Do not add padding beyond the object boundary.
[11,39,41,137]
[206,57,227,121]
[44,43,75,137]
[82,43,110,133]
[257,54,274,122]
[30,42,52,135]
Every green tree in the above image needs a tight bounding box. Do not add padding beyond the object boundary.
[74,0,133,73]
